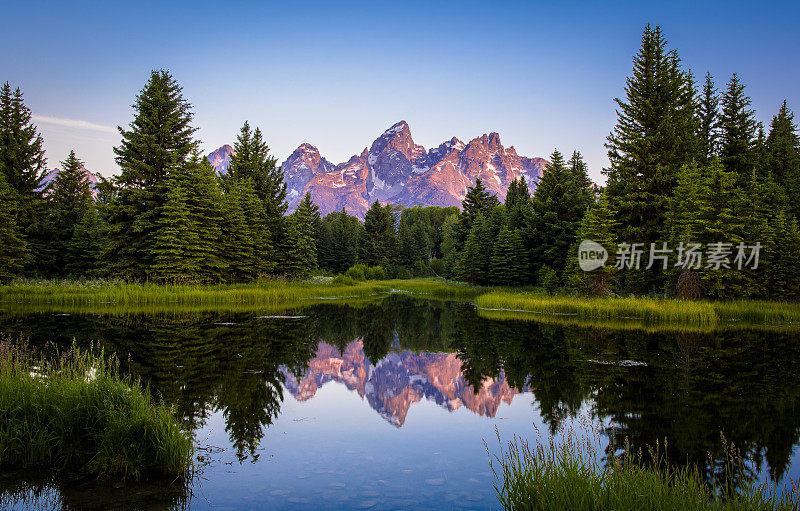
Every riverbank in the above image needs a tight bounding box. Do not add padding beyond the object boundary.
[475,291,800,328]
[0,341,193,481]
[2,279,800,328]
[0,278,481,313]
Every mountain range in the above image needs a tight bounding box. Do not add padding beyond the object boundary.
[281,340,520,427]
[207,121,547,218]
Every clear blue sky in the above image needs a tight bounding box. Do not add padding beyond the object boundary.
[3,0,798,184]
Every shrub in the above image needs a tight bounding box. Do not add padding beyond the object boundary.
[331,274,358,286]
[0,340,193,481]
[364,265,386,280]
[345,264,368,281]
[345,264,386,281]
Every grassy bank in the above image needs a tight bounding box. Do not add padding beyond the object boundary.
[489,428,798,511]
[475,291,800,328]
[0,278,481,313]
[0,340,192,481]
[3,279,800,329]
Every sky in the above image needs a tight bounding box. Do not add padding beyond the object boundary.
[3,0,799,184]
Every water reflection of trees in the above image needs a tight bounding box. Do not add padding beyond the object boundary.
[456,314,800,484]
[2,296,800,483]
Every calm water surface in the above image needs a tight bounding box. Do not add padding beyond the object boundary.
[1,295,799,510]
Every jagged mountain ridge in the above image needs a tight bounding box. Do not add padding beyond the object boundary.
[281,340,520,427]
[207,121,547,218]
[206,144,234,175]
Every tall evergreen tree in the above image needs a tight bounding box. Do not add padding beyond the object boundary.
[317,209,361,274]
[766,101,800,218]
[150,182,201,283]
[360,200,397,267]
[665,161,711,298]
[567,151,594,208]
[698,72,720,162]
[529,149,591,277]
[283,193,319,278]
[0,83,47,275]
[45,150,94,276]
[176,153,227,282]
[698,159,750,299]
[226,121,287,232]
[221,179,256,281]
[505,176,532,233]
[457,213,493,285]
[239,178,274,276]
[489,226,528,285]
[719,73,757,182]
[604,24,699,287]
[767,213,800,300]
[66,205,105,278]
[106,70,199,279]
[0,172,28,282]
[0,82,47,214]
[457,179,500,249]
[566,191,619,296]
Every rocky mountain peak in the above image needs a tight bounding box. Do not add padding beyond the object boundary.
[207,121,548,219]
[207,144,234,175]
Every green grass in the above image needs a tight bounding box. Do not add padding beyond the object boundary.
[475,291,800,329]
[488,422,799,511]
[0,278,481,314]
[3,278,799,330]
[0,340,193,481]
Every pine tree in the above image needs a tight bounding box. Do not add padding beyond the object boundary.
[150,182,201,283]
[766,101,800,218]
[529,149,591,278]
[664,162,711,298]
[719,73,757,182]
[489,226,528,285]
[239,178,274,276]
[221,179,256,282]
[0,172,28,282]
[666,162,711,244]
[283,193,318,278]
[566,191,619,296]
[45,150,94,276]
[698,72,720,161]
[604,24,699,287]
[0,82,47,217]
[440,212,460,278]
[767,213,800,300]
[66,205,105,278]
[457,213,494,285]
[176,153,227,282]
[698,159,750,299]
[106,70,199,279]
[0,83,47,275]
[457,179,500,250]
[317,209,361,274]
[505,177,532,231]
[360,200,397,267]
[567,151,594,208]
[226,121,287,238]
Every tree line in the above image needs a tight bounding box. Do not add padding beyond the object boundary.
[1,25,799,299]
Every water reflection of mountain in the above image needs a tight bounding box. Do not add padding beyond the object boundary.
[282,340,518,426]
[2,294,800,484]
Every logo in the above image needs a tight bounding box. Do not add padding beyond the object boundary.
[578,240,608,271]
